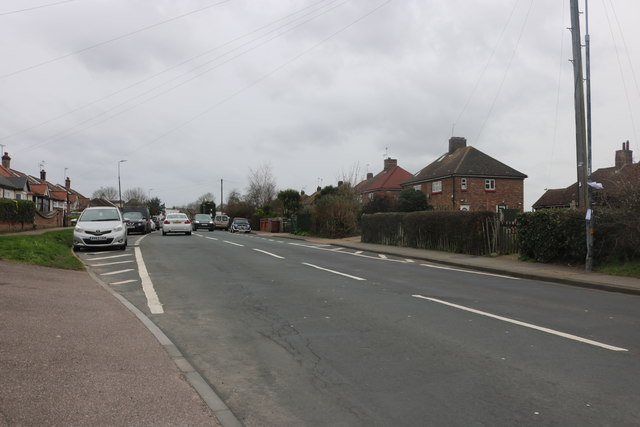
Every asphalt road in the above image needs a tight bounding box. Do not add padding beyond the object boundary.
[81,230,640,426]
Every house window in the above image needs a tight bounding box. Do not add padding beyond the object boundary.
[16,194,22,200]
[413,185,421,191]
[432,181,442,193]
[461,178,467,190]
[485,179,496,191]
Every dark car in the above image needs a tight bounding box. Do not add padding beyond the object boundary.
[192,214,215,231]
[122,206,151,234]
[123,211,149,234]
[230,217,251,233]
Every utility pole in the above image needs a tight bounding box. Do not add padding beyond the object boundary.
[220,179,224,213]
[569,0,589,209]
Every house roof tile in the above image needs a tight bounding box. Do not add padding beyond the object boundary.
[361,165,414,193]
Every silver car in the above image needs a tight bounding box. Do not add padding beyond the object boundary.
[73,207,127,251]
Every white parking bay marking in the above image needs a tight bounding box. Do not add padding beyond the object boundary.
[101,269,134,276]
[90,260,135,267]
[135,247,164,314]
[412,295,629,352]
[224,240,244,247]
[253,248,285,259]
[302,263,366,281]
[420,263,520,280]
[110,279,138,285]
[88,254,132,261]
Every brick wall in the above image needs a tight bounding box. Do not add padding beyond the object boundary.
[417,177,524,211]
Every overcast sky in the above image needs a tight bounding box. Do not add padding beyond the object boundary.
[1,0,638,210]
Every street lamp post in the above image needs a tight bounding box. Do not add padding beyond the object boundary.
[118,160,127,208]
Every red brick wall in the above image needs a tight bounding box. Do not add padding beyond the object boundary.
[414,177,524,211]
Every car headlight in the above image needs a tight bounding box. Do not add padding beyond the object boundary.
[114,224,123,232]
[75,226,84,233]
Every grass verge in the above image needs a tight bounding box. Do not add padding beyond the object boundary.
[0,229,84,270]
[595,262,640,279]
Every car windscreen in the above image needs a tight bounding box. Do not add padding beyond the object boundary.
[123,212,143,220]
[195,214,211,220]
[79,209,120,222]
[234,219,249,224]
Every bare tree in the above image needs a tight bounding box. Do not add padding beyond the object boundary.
[337,162,365,186]
[91,186,118,200]
[123,187,148,204]
[186,192,216,213]
[246,163,277,208]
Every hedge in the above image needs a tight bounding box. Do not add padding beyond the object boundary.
[0,199,36,223]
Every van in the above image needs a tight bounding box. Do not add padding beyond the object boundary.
[214,214,230,230]
[122,206,152,234]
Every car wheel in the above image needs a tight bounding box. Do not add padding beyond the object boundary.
[187,231,192,235]
[162,231,167,236]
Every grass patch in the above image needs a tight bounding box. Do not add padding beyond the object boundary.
[0,229,84,270]
[595,262,640,279]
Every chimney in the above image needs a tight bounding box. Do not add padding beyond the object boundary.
[317,185,322,192]
[1,152,10,169]
[367,172,374,180]
[384,158,397,171]
[338,181,344,187]
[65,177,71,190]
[40,169,46,180]
[449,136,467,154]
[301,190,305,196]
[615,140,633,169]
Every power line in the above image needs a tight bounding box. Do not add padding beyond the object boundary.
[0,0,234,80]
[0,0,79,17]
[4,0,343,144]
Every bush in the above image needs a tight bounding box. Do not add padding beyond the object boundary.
[0,199,36,223]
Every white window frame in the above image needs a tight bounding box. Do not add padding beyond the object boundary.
[432,181,442,193]
[485,179,496,191]
[413,185,421,191]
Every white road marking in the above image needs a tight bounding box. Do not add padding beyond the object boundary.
[224,240,244,247]
[378,254,388,259]
[100,269,134,276]
[90,260,135,267]
[420,263,520,280]
[405,259,415,263]
[135,247,164,314]
[88,254,132,261]
[355,251,363,255]
[253,248,285,259]
[411,295,629,352]
[302,263,366,281]
[329,247,343,252]
[205,236,218,241]
[110,279,138,285]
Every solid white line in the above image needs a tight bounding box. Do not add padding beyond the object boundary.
[378,254,388,259]
[100,269,134,276]
[223,240,244,247]
[329,247,343,252]
[411,295,629,352]
[420,263,520,280]
[302,263,366,281]
[405,259,415,263]
[135,247,164,314]
[110,279,138,285]
[90,260,135,267]
[253,248,285,259]
[354,251,363,255]
[88,254,132,261]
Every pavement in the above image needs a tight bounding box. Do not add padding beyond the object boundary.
[1,228,639,427]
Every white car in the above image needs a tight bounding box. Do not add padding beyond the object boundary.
[73,206,127,251]
[162,213,192,235]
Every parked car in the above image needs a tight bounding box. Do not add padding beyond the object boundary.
[123,211,149,234]
[214,214,230,230]
[230,217,251,233]
[151,215,162,230]
[73,206,127,251]
[122,206,151,234]
[162,213,192,235]
[192,213,215,231]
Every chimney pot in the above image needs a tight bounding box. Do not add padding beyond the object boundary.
[40,169,46,180]
[448,136,467,154]
[65,177,71,189]
[367,172,373,179]
[384,158,398,171]
[615,141,633,169]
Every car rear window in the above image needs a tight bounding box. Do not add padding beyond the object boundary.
[167,214,187,219]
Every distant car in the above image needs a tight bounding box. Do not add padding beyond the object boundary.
[123,211,149,234]
[162,213,192,235]
[73,206,127,251]
[230,217,251,233]
[192,214,215,231]
[151,216,162,230]
[122,206,151,234]
[214,214,230,230]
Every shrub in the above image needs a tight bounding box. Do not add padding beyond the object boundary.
[0,199,36,223]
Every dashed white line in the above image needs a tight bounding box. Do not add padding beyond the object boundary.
[412,295,628,352]
[205,237,218,241]
[302,263,366,281]
[100,269,134,276]
[253,248,285,259]
[405,259,415,263]
[223,240,244,247]
[420,263,520,280]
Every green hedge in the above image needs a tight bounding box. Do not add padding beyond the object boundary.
[362,211,497,255]
[0,199,36,223]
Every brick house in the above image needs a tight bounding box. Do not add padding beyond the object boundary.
[356,158,414,204]
[401,137,527,211]
[533,141,638,210]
